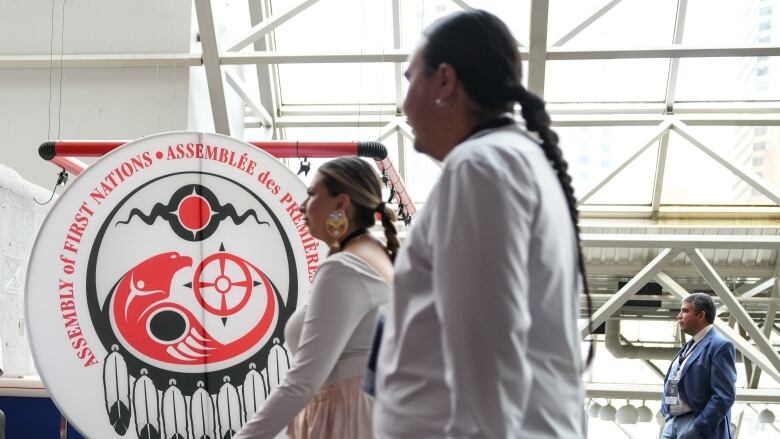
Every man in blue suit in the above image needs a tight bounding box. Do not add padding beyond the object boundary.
[661,293,736,439]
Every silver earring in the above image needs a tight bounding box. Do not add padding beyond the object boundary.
[435,98,444,107]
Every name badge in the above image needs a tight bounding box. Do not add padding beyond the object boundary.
[664,379,679,405]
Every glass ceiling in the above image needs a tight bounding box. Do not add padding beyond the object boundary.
[227,0,780,211]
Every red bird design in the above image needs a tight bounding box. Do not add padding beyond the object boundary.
[109,251,277,365]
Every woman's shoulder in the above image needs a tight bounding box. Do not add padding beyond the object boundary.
[316,252,388,283]
[312,253,391,304]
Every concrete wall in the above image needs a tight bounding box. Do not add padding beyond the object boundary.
[0,0,193,189]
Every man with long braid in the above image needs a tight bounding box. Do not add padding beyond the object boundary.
[373,10,589,439]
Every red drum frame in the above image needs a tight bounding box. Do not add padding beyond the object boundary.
[39,139,415,221]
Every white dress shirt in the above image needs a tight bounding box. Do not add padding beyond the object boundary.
[235,252,390,438]
[374,124,586,438]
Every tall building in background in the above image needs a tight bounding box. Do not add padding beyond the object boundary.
[733,0,780,203]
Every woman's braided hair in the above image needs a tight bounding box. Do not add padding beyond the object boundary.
[423,10,593,365]
[318,157,399,262]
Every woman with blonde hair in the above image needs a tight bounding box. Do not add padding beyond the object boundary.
[235,156,397,439]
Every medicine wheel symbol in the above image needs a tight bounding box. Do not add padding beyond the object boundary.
[192,251,255,317]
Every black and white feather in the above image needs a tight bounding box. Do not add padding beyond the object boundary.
[217,377,242,438]
[103,345,132,435]
[265,338,291,393]
[190,381,217,439]
[162,379,188,439]
[241,363,268,422]
[133,369,162,439]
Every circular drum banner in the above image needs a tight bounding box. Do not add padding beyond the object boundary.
[26,132,327,439]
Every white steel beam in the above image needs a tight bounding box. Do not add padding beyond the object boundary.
[396,129,408,180]
[0,53,201,69]
[651,132,670,213]
[582,233,780,249]
[552,0,623,47]
[280,104,396,116]
[580,248,682,336]
[552,114,668,126]
[759,263,780,385]
[276,103,724,116]
[7,44,780,69]
[6,45,780,70]
[271,115,390,128]
[687,249,780,378]
[396,121,441,170]
[248,0,279,137]
[250,112,780,129]
[550,101,780,115]
[227,0,320,52]
[194,0,230,135]
[225,70,273,127]
[450,0,475,11]
[276,102,780,117]
[392,0,404,113]
[750,297,778,388]
[577,120,671,205]
[396,120,415,143]
[222,50,411,65]
[554,113,780,126]
[652,0,688,214]
[663,0,688,112]
[654,271,780,383]
[674,101,780,114]
[547,44,780,60]
[716,278,776,315]
[586,265,776,279]
[376,119,400,143]
[576,205,780,219]
[527,0,550,96]
[672,121,780,206]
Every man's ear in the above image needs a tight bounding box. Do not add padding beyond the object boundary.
[435,63,459,104]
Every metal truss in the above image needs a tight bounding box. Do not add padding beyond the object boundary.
[576,117,780,211]
[582,234,780,384]
[552,0,624,48]
[193,0,230,135]
[527,0,549,96]
[246,0,281,140]
[4,0,780,191]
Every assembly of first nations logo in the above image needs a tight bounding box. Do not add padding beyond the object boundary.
[26,132,326,438]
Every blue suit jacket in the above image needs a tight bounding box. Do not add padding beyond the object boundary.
[661,328,736,439]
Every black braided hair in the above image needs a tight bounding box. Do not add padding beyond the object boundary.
[516,85,594,366]
[423,10,594,366]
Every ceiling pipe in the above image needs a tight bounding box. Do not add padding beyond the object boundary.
[605,319,679,360]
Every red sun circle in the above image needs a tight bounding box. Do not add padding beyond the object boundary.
[178,195,212,231]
